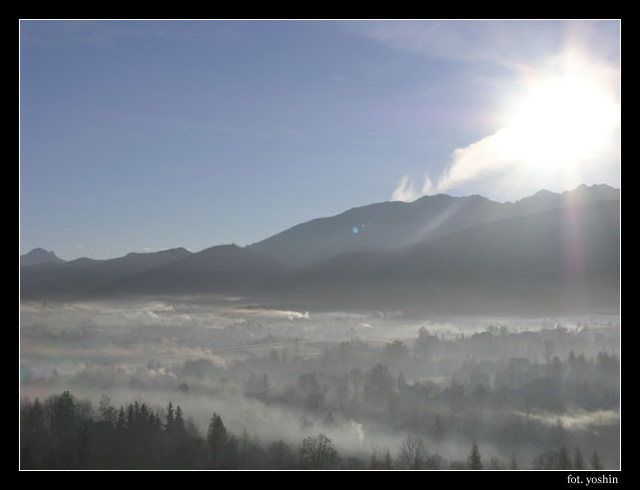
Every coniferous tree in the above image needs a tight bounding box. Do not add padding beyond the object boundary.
[174,405,186,436]
[165,402,175,434]
[20,397,47,469]
[45,390,80,468]
[207,412,228,468]
[468,440,483,470]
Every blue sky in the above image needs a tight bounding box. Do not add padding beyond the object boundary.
[19,20,620,260]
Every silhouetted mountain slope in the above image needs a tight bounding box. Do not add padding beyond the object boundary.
[247,184,619,268]
[20,248,65,266]
[90,244,285,298]
[20,185,619,313]
[20,247,193,300]
[246,194,503,268]
[265,199,619,314]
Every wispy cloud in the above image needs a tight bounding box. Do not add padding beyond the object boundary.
[341,19,570,69]
[391,125,520,201]
[391,175,433,202]
[433,127,518,193]
[391,176,416,202]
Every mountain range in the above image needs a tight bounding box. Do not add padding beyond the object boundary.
[246,184,618,268]
[20,184,620,314]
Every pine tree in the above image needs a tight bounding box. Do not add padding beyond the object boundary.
[174,405,186,435]
[468,440,483,470]
[165,402,175,434]
[207,412,228,468]
[20,397,47,469]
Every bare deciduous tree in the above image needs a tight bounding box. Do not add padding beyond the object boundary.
[299,434,340,470]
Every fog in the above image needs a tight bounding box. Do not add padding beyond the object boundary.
[20,296,620,469]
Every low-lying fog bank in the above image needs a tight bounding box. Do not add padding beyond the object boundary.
[20,297,620,469]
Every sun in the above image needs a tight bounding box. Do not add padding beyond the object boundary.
[497,74,620,184]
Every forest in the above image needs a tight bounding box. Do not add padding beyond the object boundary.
[19,299,620,470]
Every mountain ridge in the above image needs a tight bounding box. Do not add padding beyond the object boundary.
[262,198,619,314]
[21,184,618,266]
[246,183,619,268]
[20,184,620,314]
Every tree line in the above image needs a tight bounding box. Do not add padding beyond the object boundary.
[20,390,606,470]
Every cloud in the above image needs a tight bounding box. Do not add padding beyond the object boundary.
[390,66,621,202]
[391,176,418,202]
[221,307,310,321]
[392,174,434,202]
[341,20,573,69]
[391,113,620,203]
[434,127,518,193]
[391,128,511,202]
[345,20,619,202]
[522,409,619,430]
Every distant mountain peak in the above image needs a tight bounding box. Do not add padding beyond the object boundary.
[562,183,619,200]
[20,248,65,267]
[515,183,619,210]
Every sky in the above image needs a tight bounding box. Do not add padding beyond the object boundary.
[19,20,621,261]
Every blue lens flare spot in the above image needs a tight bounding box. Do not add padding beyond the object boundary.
[352,227,359,234]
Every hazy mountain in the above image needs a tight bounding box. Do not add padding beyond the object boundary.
[89,244,285,298]
[20,184,619,314]
[20,248,65,267]
[264,198,619,314]
[20,247,193,300]
[247,184,619,268]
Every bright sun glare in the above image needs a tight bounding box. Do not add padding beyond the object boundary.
[414,65,621,202]
[499,75,620,181]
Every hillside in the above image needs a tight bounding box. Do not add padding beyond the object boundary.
[247,184,619,268]
[88,244,286,298]
[20,247,193,300]
[262,199,619,314]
